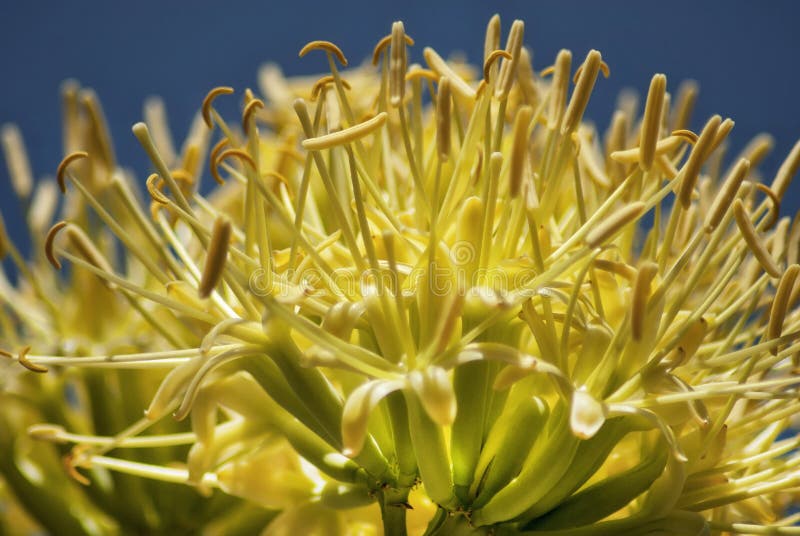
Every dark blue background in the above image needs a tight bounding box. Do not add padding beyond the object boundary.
[1,0,798,251]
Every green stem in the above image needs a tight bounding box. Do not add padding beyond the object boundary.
[379,487,410,536]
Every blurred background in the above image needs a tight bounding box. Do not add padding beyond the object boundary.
[0,0,798,251]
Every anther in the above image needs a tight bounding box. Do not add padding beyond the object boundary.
[198,216,232,299]
[562,49,603,135]
[436,77,452,160]
[146,174,170,205]
[483,50,512,83]
[389,21,408,107]
[298,40,348,66]
[213,149,258,184]
[771,139,800,200]
[547,50,572,131]
[704,158,749,232]
[241,98,264,131]
[733,199,781,278]
[372,33,414,66]
[509,106,534,197]
[44,221,68,269]
[311,75,352,101]
[768,264,800,355]
[639,74,667,171]
[201,86,234,128]
[56,151,89,193]
[301,112,388,151]
[585,202,646,248]
[495,19,524,100]
[678,115,722,208]
[18,346,47,373]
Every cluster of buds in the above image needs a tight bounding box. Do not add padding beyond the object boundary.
[2,14,800,535]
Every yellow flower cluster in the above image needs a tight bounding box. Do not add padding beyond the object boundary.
[2,14,800,535]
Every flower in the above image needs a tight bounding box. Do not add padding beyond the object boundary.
[3,13,800,535]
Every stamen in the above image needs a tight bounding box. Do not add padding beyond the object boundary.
[56,151,89,193]
[547,49,572,131]
[670,79,698,131]
[585,202,646,248]
[301,112,388,151]
[678,114,722,208]
[389,21,408,107]
[771,139,800,199]
[768,264,800,355]
[241,97,264,131]
[436,77,452,160]
[639,74,667,171]
[484,14,501,66]
[65,224,117,289]
[562,49,602,135]
[44,220,68,269]
[299,40,348,65]
[705,158,750,232]
[423,47,476,100]
[671,129,698,144]
[18,345,47,373]
[405,67,438,83]
[707,117,735,156]
[755,183,781,230]
[213,148,257,185]
[311,75,352,100]
[0,124,33,199]
[483,50,512,83]
[146,174,169,205]
[509,106,533,197]
[201,86,234,128]
[495,20,524,100]
[631,261,658,340]
[371,33,414,66]
[733,199,781,278]
[198,216,232,299]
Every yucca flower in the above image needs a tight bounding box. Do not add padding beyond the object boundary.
[3,14,800,535]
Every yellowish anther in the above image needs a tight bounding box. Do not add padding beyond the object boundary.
[436,77,452,160]
[704,158,750,232]
[213,148,257,185]
[64,448,91,485]
[263,170,290,187]
[707,117,735,156]
[639,74,667,171]
[585,202,646,248]
[146,173,169,205]
[44,220,68,270]
[732,199,781,278]
[670,79,698,131]
[610,135,691,164]
[423,47,476,100]
[209,137,230,167]
[678,114,722,208]
[571,60,610,84]
[547,49,572,130]
[241,98,264,131]
[56,151,89,193]
[298,40,348,67]
[483,50,512,83]
[509,105,534,197]
[593,258,637,281]
[631,262,658,341]
[310,75,352,101]
[768,264,800,355]
[495,19,524,100]
[301,112,388,151]
[671,129,698,144]
[484,14,501,65]
[198,216,232,299]
[170,168,194,186]
[18,346,47,373]
[771,139,800,199]
[405,67,439,83]
[562,49,603,135]
[201,86,234,128]
[372,33,414,66]
[539,65,555,78]
[390,21,408,107]
[738,133,773,170]
[1,124,33,199]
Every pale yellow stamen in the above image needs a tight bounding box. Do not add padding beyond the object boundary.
[631,261,658,341]
[241,97,264,131]
[301,112,387,151]
[201,86,234,128]
[198,216,232,299]
[56,150,89,193]
[310,75,352,101]
[705,158,750,232]
[436,77,452,160]
[389,21,408,107]
[768,264,800,355]
[562,49,603,135]
[495,19,524,100]
[483,50,512,83]
[585,202,646,248]
[678,114,722,208]
[509,106,533,197]
[771,139,800,199]
[423,47,476,100]
[371,33,414,66]
[639,74,667,171]
[213,148,257,185]
[0,124,33,199]
[299,40,349,66]
[547,49,572,130]
[146,174,169,205]
[65,224,117,289]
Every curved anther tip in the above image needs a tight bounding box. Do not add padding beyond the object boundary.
[18,346,48,373]
[483,49,512,83]
[310,75,352,101]
[371,33,414,66]
[56,151,89,193]
[45,220,68,270]
[201,86,235,128]
[241,98,265,131]
[63,450,91,485]
[298,40,348,67]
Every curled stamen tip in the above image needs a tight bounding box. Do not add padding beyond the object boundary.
[241,98,265,131]
[64,450,91,485]
[201,86,235,128]
[372,33,414,66]
[311,75,352,101]
[483,49,512,83]
[56,151,89,193]
[45,220,68,270]
[18,346,47,373]
[299,40,348,66]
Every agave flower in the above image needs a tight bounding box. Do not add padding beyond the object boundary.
[3,14,800,535]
